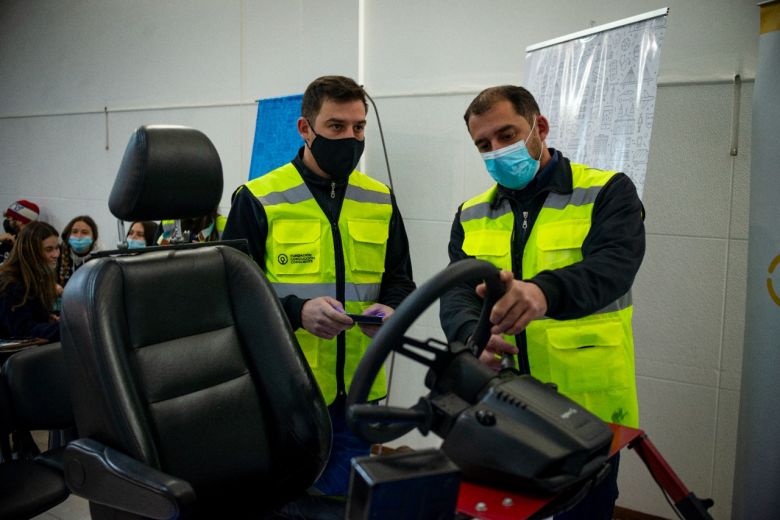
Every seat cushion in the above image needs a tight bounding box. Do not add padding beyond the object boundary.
[0,460,68,519]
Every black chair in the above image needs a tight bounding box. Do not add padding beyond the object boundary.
[60,126,332,519]
[0,343,74,519]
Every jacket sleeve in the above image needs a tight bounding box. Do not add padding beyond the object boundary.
[530,173,646,319]
[439,206,482,344]
[377,192,416,309]
[0,285,60,342]
[223,187,307,330]
[223,186,267,265]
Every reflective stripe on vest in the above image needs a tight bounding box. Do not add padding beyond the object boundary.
[459,164,639,427]
[244,163,392,404]
[273,282,381,302]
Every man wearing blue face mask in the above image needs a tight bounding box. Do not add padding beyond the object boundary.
[440,85,645,520]
[223,75,416,500]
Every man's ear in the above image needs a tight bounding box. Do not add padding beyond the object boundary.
[297,117,311,142]
[536,115,550,142]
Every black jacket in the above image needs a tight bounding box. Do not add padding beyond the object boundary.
[0,278,60,341]
[223,149,416,331]
[440,149,645,350]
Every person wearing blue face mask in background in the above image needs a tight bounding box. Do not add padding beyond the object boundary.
[126,221,158,249]
[57,215,100,287]
[440,85,645,520]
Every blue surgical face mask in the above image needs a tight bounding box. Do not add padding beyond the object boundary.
[199,221,215,241]
[126,239,146,250]
[68,236,93,254]
[481,117,542,190]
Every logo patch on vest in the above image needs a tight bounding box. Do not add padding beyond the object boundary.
[290,253,315,264]
[277,253,315,265]
[611,408,628,424]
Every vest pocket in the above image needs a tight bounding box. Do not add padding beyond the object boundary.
[534,219,590,271]
[544,318,630,394]
[346,219,389,273]
[462,229,512,270]
[271,219,321,275]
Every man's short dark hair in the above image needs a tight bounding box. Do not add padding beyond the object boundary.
[464,85,540,127]
[301,76,368,122]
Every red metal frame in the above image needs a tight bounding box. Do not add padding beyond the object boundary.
[628,432,690,503]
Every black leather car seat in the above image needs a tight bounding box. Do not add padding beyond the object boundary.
[59,126,332,519]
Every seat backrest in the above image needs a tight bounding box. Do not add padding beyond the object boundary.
[3,343,73,432]
[60,125,331,515]
[60,245,331,511]
[0,344,72,519]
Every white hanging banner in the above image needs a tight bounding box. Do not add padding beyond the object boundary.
[524,8,669,199]
[733,2,780,517]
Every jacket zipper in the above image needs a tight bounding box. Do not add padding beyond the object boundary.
[332,217,347,399]
[516,208,531,375]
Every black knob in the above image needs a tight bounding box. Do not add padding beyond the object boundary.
[475,409,496,426]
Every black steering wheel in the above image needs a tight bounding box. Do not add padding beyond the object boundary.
[346,258,504,443]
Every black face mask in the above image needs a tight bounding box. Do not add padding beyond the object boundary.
[3,219,15,234]
[308,127,365,181]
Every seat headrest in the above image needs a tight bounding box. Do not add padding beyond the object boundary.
[108,125,223,221]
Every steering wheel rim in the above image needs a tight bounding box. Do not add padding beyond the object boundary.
[346,258,503,442]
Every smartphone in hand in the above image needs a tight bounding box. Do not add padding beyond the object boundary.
[346,313,384,325]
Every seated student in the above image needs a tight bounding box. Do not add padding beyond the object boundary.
[189,209,226,243]
[57,215,100,287]
[0,222,61,341]
[1,199,40,265]
[126,221,158,249]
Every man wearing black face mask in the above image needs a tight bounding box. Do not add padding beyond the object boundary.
[1,199,41,265]
[223,76,416,497]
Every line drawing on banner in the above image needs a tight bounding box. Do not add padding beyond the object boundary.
[524,8,669,199]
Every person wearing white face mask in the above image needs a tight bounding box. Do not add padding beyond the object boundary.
[440,85,645,520]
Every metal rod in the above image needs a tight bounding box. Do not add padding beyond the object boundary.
[730,74,742,157]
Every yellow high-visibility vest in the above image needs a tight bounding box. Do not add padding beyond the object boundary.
[460,164,639,427]
[244,163,392,404]
[215,214,227,235]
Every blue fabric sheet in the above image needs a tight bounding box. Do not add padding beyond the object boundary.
[248,94,304,180]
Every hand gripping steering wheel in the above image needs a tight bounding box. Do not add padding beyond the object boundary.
[346,258,503,443]
[346,258,615,498]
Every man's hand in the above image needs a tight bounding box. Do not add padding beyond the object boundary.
[0,232,14,243]
[354,303,394,338]
[478,333,519,371]
[476,270,547,335]
[301,296,354,339]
